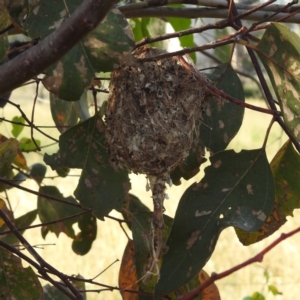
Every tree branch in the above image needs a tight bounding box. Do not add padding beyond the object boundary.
[120,5,300,23]
[0,239,77,299]
[180,226,300,300]
[118,0,299,14]
[0,178,84,208]
[0,0,118,96]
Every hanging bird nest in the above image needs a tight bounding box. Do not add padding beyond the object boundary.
[105,46,207,176]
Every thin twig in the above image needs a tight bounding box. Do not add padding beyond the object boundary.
[118,0,300,14]
[180,226,300,300]
[0,239,77,299]
[135,22,229,49]
[6,100,59,143]
[0,209,83,299]
[0,177,84,208]
[31,80,41,151]
[121,7,300,23]
[262,118,275,149]
[137,26,246,62]
[177,56,280,116]
[0,209,92,236]
[91,259,119,281]
[229,3,300,153]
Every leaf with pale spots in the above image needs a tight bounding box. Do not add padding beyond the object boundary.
[84,9,135,72]
[155,149,274,297]
[0,247,43,299]
[270,140,300,215]
[201,63,245,153]
[38,186,82,239]
[43,47,95,101]
[257,23,300,141]
[171,64,244,185]
[236,140,300,245]
[44,116,130,220]
[24,3,135,100]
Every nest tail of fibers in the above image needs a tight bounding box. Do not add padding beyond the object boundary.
[105,46,208,282]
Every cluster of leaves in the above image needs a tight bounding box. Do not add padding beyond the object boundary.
[0,1,300,299]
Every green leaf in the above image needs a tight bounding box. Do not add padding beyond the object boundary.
[0,209,38,245]
[44,116,130,220]
[43,45,95,101]
[38,186,82,239]
[155,149,274,297]
[257,23,300,141]
[214,28,232,62]
[235,140,300,245]
[167,16,196,63]
[0,4,12,32]
[170,138,206,186]
[0,247,43,299]
[132,212,173,294]
[30,163,47,185]
[201,63,245,153]
[72,212,97,255]
[50,91,90,133]
[11,116,25,138]
[131,18,151,42]
[56,166,70,178]
[271,140,300,216]
[234,201,286,246]
[6,1,30,32]
[249,292,265,300]
[122,194,151,231]
[19,137,41,151]
[83,9,135,72]
[171,64,244,185]
[268,284,282,295]
[0,34,8,62]
[24,4,134,100]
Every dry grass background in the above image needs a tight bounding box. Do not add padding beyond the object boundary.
[1,83,300,300]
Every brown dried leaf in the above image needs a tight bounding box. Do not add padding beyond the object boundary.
[119,240,139,300]
[198,270,220,300]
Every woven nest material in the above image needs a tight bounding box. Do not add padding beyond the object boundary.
[105,46,207,175]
